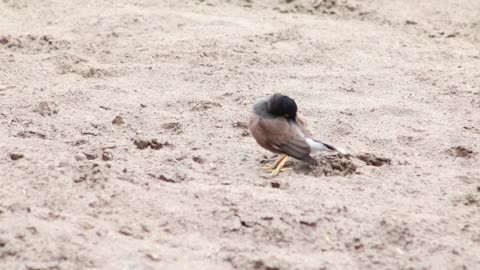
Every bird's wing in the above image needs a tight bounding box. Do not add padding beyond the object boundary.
[249,113,285,154]
[258,117,313,162]
[295,113,313,138]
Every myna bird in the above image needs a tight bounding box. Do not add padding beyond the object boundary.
[249,93,345,176]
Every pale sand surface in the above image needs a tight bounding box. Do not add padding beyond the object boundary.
[1,0,480,269]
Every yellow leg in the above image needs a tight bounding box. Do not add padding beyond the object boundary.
[262,154,288,170]
[270,155,289,176]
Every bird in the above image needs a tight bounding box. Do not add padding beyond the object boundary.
[248,93,345,176]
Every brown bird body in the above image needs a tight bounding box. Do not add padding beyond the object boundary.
[249,94,344,174]
[249,110,319,165]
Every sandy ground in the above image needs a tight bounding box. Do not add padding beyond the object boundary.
[1,0,480,269]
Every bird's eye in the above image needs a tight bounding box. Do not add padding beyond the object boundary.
[284,114,290,118]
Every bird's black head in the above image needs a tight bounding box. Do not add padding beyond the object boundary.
[267,93,297,120]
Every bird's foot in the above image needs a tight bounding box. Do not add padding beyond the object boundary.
[262,155,287,170]
[268,155,289,176]
[269,167,289,176]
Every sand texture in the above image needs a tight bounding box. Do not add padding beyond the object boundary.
[1,0,480,269]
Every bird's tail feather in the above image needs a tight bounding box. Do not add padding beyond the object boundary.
[306,138,346,154]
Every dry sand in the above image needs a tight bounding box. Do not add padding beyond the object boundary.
[1,0,480,269]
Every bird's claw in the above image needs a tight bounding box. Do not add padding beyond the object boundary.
[263,155,289,176]
[269,167,289,176]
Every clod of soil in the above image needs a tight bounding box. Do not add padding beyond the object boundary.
[162,122,181,132]
[10,153,24,160]
[71,139,88,146]
[446,146,476,159]
[150,139,166,150]
[112,115,125,126]
[148,173,176,183]
[270,182,280,188]
[232,121,248,129]
[355,153,392,167]
[313,0,337,9]
[134,139,151,150]
[33,101,58,116]
[102,152,113,161]
[189,101,222,111]
[15,131,46,139]
[192,156,205,164]
[82,67,109,78]
[83,152,97,160]
[2,34,70,53]
[464,194,479,206]
[134,139,171,150]
[0,36,8,45]
[118,226,134,236]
